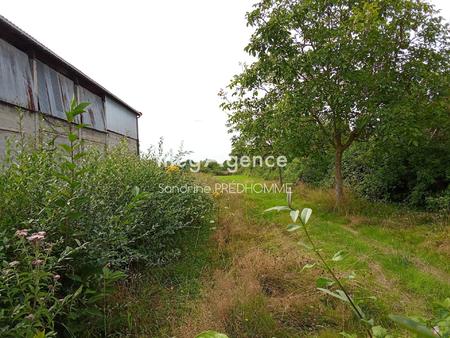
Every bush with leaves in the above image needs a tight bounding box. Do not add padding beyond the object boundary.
[0,229,81,337]
[0,101,213,336]
[342,136,450,210]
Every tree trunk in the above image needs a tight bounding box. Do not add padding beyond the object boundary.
[278,166,283,186]
[335,146,344,206]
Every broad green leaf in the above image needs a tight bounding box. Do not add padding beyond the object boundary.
[287,223,301,232]
[264,206,290,212]
[389,315,436,338]
[290,209,300,223]
[195,331,229,338]
[72,102,90,115]
[300,208,312,224]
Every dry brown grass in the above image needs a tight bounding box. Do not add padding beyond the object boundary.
[172,190,351,338]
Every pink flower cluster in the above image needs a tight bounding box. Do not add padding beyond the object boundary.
[27,231,46,243]
[15,229,47,243]
[32,259,44,266]
[15,229,29,237]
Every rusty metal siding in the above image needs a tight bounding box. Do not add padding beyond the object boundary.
[78,86,106,131]
[0,38,35,110]
[105,97,138,139]
[36,60,75,120]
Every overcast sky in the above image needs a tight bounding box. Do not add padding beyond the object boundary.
[2,1,449,161]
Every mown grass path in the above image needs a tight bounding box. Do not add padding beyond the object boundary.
[171,175,449,337]
[127,175,448,337]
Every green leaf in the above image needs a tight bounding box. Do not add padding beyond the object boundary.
[300,208,312,224]
[66,111,74,123]
[71,102,90,115]
[73,285,83,299]
[317,288,349,302]
[316,277,335,288]
[61,161,76,171]
[195,331,229,338]
[264,206,290,212]
[74,152,86,161]
[132,186,140,196]
[68,132,78,143]
[70,97,77,110]
[59,144,72,153]
[389,315,436,338]
[287,223,301,232]
[301,263,316,271]
[362,318,375,326]
[76,123,89,129]
[290,209,300,223]
[33,331,46,338]
[332,250,346,262]
[372,326,388,338]
[439,297,450,309]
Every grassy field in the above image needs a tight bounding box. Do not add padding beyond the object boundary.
[123,174,449,337]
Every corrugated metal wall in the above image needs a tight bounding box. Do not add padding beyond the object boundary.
[36,60,75,120]
[0,37,138,145]
[0,36,139,156]
[105,97,138,139]
[78,86,106,131]
[0,38,35,110]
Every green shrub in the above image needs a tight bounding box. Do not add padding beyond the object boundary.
[0,103,213,336]
[342,140,450,210]
[425,188,450,214]
[271,152,333,186]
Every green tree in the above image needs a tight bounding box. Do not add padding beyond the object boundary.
[221,0,449,205]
